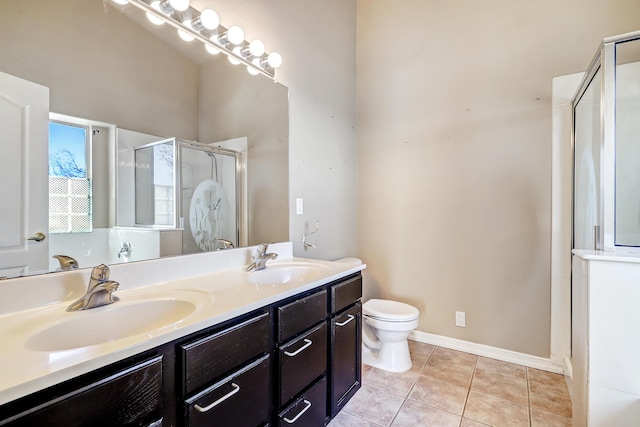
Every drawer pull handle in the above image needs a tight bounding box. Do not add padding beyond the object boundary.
[284,339,312,357]
[283,399,312,424]
[335,314,355,327]
[194,383,240,413]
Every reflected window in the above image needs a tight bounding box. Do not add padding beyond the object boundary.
[48,121,92,233]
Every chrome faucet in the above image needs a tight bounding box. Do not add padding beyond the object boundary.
[217,239,234,250]
[246,243,278,272]
[52,254,79,271]
[118,241,132,258]
[67,264,120,312]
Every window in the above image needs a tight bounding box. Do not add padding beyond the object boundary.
[48,120,92,233]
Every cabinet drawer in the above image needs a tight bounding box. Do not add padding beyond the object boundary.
[1,356,163,427]
[330,275,362,314]
[180,312,270,395]
[278,377,327,427]
[185,355,270,427]
[278,290,327,342]
[279,322,327,406]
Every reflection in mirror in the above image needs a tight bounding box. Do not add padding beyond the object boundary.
[0,0,289,278]
[614,38,640,247]
[134,139,177,227]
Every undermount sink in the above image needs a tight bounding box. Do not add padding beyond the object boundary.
[25,296,200,352]
[245,262,330,285]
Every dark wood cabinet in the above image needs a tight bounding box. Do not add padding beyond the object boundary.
[278,377,327,427]
[185,355,271,427]
[0,356,163,427]
[0,272,362,427]
[330,302,362,417]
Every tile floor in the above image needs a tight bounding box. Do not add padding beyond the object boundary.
[328,341,572,427]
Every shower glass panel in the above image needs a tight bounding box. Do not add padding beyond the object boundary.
[180,144,239,254]
[614,39,640,246]
[573,70,602,250]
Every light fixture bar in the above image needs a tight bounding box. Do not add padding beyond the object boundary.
[114,0,278,79]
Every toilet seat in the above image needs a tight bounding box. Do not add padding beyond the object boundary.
[363,299,419,322]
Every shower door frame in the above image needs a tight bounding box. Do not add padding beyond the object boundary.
[571,30,640,252]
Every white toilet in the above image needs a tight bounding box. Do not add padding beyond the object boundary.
[362,299,420,373]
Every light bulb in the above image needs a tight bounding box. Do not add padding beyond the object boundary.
[248,40,265,57]
[169,0,189,11]
[267,52,282,68]
[205,42,220,55]
[228,47,242,65]
[111,0,129,5]
[178,22,195,42]
[227,26,245,45]
[199,9,219,30]
[146,1,165,25]
[247,65,260,76]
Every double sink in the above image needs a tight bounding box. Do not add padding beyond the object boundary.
[19,261,331,352]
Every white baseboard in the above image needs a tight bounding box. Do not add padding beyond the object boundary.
[409,330,565,375]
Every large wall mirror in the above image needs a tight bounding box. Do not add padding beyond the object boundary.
[0,0,289,278]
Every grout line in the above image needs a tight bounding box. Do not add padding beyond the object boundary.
[526,367,532,427]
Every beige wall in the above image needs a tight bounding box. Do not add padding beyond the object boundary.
[195,0,358,259]
[0,0,200,140]
[199,59,289,245]
[357,0,640,357]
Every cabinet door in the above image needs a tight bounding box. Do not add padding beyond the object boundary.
[279,322,327,406]
[330,302,361,417]
[185,355,270,427]
[278,377,327,427]
[1,356,163,427]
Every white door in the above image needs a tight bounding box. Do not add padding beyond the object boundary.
[0,71,49,277]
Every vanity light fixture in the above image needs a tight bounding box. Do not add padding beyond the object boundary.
[113,0,282,79]
[159,0,190,14]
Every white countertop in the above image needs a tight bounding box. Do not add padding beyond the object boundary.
[0,242,365,406]
[572,249,640,263]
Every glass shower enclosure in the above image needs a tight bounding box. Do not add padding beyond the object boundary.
[572,30,640,251]
[134,139,244,254]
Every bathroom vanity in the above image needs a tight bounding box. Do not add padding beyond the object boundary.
[0,243,364,426]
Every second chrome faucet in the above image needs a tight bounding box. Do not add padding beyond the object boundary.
[67,264,120,312]
[246,243,278,272]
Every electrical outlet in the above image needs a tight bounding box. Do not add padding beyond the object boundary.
[455,311,466,327]
[296,198,303,215]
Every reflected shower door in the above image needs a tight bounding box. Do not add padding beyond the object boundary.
[573,69,602,250]
[180,145,239,254]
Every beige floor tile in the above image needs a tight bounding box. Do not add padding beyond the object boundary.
[461,418,491,426]
[328,411,384,427]
[409,351,430,372]
[390,399,461,427]
[408,340,436,357]
[476,357,526,378]
[471,366,528,404]
[422,354,476,388]
[362,363,373,378]
[464,390,529,427]
[343,385,405,427]
[528,367,566,387]
[531,408,572,426]
[430,347,478,367]
[408,375,468,415]
[529,379,572,418]
[364,366,420,397]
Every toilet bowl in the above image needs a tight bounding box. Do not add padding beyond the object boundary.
[362,299,419,373]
